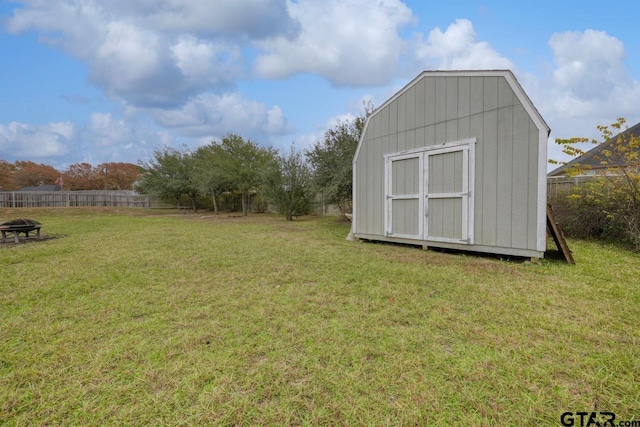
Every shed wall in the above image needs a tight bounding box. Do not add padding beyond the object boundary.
[354,74,542,253]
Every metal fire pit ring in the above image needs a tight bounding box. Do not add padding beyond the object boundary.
[0,219,42,244]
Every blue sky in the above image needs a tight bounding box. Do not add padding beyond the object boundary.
[1,0,639,171]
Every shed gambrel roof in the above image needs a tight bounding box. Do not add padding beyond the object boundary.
[354,70,549,162]
[548,121,640,177]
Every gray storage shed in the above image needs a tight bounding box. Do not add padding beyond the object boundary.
[351,70,550,258]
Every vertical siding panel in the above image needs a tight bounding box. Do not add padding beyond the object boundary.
[446,76,458,142]
[446,120,458,142]
[431,154,443,193]
[405,158,415,195]
[446,77,458,121]
[527,122,539,249]
[356,143,368,233]
[425,77,436,126]
[415,127,425,149]
[374,111,382,140]
[430,201,442,238]
[381,104,390,137]
[496,105,513,248]
[442,153,454,193]
[415,78,426,129]
[482,77,499,247]
[389,100,398,136]
[435,123,446,144]
[389,132,398,154]
[484,77,498,111]
[405,199,413,235]
[455,199,463,239]
[470,77,484,115]
[482,109,498,246]
[405,85,416,131]
[373,135,385,234]
[458,77,470,118]
[442,199,453,239]
[470,113,484,243]
[358,143,367,233]
[458,76,471,139]
[457,117,470,140]
[498,77,515,108]
[454,151,462,193]
[398,92,406,133]
[368,116,378,140]
[366,137,375,233]
[425,124,436,147]
[398,131,406,152]
[511,104,531,249]
[406,129,416,150]
[435,78,446,124]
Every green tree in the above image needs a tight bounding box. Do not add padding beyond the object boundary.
[208,134,276,216]
[263,146,313,221]
[306,114,367,215]
[552,118,640,250]
[135,146,200,211]
[192,144,230,215]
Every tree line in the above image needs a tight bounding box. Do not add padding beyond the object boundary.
[135,115,366,220]
[0,160,142,191]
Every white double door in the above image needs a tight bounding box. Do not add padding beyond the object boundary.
[385,141,474,244]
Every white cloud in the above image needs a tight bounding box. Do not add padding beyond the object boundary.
[86,113,133,147]
[5,1,105,57]
[509,30,640,169]
[5,1,248,108]
[138,0,298,38]
[170,35,243,86]
[77,114,177,166]
[0,121,74,160]
[541,29,640,120]
[550,30,627,96]
[254,0,415,86]
[146,92,292,139]
[414,19,514,70]
[92,21,161,91]
[6,0,296,40]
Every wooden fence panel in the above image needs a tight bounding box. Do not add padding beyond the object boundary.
[0,191,173,209]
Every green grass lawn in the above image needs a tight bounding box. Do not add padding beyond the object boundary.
[1,208,639,425]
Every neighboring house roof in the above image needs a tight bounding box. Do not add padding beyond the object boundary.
[548,121,640,177]
[19,185,62,191]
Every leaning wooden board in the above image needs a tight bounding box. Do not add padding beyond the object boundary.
[547,204,575,264]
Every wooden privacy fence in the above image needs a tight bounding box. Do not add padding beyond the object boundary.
[0,191,173,209]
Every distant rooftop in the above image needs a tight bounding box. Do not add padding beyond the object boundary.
[548,121,640,177]
[19,185,63,192]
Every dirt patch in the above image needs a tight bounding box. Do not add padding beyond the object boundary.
[0,234,59,247]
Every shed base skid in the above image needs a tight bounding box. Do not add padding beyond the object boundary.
[352,233,544,259]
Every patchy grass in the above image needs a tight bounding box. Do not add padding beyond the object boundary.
[1,208,639,425]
